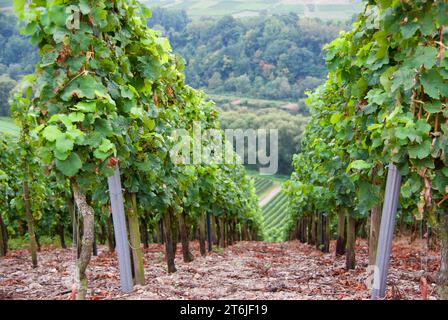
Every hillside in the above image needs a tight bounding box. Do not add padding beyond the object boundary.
[252,173,290,242]
[145,0,362,20]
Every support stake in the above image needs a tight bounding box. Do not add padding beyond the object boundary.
[108,166,133,294]
[206,212,212,252]
[371,163,402,300]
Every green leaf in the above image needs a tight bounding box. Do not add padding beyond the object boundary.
[347,160,372,173]
[121,86,135,99]
[433,171,448,193]
[352,77,368,97]
[366,89,387,105]
[42,125,62,142]
[55,153,82,177]
[49,114,73,128]
[408,140,431,159]
[391,67,415,92]
[68,112,85,123]
[367,123,382,131]
[74,101,97,113]
[130,106,144,119]
[330,112,342,125]
[143,118,156,131]
[400,22,419,39]
[79,0,91,14]
[357,180,380,212]
[94,118,114,137]
[401,174,422,198]
[93,138,114,160]
[91,7,108,29]
[407,46,438,69]
[420,69,444,99]
[419,11,435,36]
[423,101,442,113]
[138,2,152,18]
[13,0,26,19]
[395,127,410,140]
[83,132,103,147]
[415,120,431,136]
[40,52,59,67]
[138,57,161,80]
[380,66,398,91]
[442,167,448,177]
[98,138,114,153]
[55,134,74,154]
[49,5,69,26]
[53,29,68,44]
[61,75,106,101]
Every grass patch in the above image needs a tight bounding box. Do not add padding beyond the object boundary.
[8,235,69,250]
[213,246,225,254]
[209,93,290,109]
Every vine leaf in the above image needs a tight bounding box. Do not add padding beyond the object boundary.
[55,134,75,154]
[42,125,63,142]
[420,69,444,99]
[74,101,97,113]
[406,46,438,69]
[408,140,431,159]
[391,67,415,92]
[55,152,83,177]
[346,160,372,173]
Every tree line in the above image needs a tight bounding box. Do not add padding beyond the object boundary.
[144,8,348,101]
[219,107,308,175]
[0,12,37,116]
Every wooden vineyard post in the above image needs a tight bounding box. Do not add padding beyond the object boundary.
[207,212,213,252]
[159,219,165,244]
[107,166,133,293]
[371,163,402,300]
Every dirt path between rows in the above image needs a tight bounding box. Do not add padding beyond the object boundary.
[0,240,440,300]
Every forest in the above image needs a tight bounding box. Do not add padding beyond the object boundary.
[0,12,37,116]
[219,107,308,174]
[0,0,447,303]
[148,8,348,101]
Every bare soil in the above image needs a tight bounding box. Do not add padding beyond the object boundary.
[0,239,440,300]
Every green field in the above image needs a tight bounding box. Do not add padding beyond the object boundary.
[262,191,288,241]
[0,117,18,135]
[211,93,308,116]
[145,0,362,20]
[253,176,274,196]
[210,93,289,109]
[252,172,289,242]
